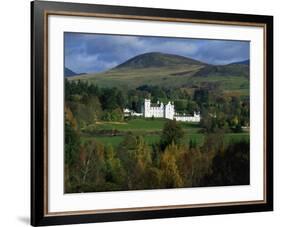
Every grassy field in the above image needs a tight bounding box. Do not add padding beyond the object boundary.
[91,118,200,133]
[70,65,203,88]
[81,118,249,148]
[70,63,249,96]
[89,133,249,148]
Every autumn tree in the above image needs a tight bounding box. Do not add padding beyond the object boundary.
[118,135,152,190]
[200,140,250,186]
[160,143,183,188]
[176,148,193,187]
[78,140,107,192]
[64,106,80,192]
[104,145,126,190]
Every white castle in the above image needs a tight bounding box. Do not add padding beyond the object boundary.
[143,99,200,122]
[143,99,174,119]
[124,99,200,122]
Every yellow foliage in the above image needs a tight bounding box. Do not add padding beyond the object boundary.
[160,144,184,188]
[65,106,78,130]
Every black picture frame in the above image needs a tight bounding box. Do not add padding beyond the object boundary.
[31,0,273,226]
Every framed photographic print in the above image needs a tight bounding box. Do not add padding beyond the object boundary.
[31,0,273,226]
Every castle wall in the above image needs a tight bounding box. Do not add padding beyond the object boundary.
[174,115,201,122]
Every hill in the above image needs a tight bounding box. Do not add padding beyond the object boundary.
[229,59,249,65]
[70,52,249,96]
[65,67,78,77]
[115,52,205,69]
[193,64,249,78]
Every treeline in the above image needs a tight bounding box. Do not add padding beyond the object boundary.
[65,79,200,118]
[199,95,249,133]
[65,79,249,132]
[65,113,249,193]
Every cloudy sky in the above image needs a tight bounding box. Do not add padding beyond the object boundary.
[64,32,249,74]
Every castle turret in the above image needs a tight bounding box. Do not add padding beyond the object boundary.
[164,101,175,120]
[144,99,151,118]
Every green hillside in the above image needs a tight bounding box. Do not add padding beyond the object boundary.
[70,52,249,96]
[115,52,205,69]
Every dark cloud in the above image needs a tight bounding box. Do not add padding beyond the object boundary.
[64,32,249,73]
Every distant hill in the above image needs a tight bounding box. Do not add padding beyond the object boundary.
[193,64,249,78]
[69,52,249,96]
[115,52,205,69]
[229,59,250,65]
[65,67,78,77]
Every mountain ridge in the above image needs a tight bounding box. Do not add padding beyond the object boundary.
[228,59,250,65]
[114,52,206,70]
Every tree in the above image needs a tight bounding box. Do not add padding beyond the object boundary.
[100,87,126,111]
[189,139,197,149]
[193,88,209,107]
[160,120,184,150]
[160,143,183,188]
[200,140,250,186]
[65,106,79,167]
[174,100,187,113]
[176,148,193,187]
[78,140,107,192]
[144,167,163,189]
[81,95,102,122]
[186,100,199,113]
[104,145,126,189]
[64,106,81,192]
[118,135,152,189]
[111,108,124,121]
[101,108,124,122]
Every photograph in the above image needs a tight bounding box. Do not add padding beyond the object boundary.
[64,32,250,193]
[31,1,273,225]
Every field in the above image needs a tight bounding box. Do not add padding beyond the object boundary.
[81,118,249,148]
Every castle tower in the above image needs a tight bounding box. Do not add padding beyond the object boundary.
[144,99,151,118]
[164,101,175,120]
